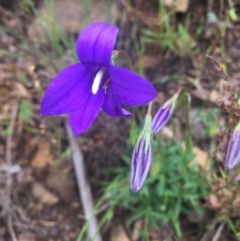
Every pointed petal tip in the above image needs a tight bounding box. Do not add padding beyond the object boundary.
[121,108,133,117]
[130,186,140,193]
[69,120,85,136]
[109,66,157,107]
[72,128,83,137]
[126,112,134,117]
[40,106,57,116]
[102,86,134,117]
[40,64,93,116]
[39,107,47,116]
[69,85,105,136]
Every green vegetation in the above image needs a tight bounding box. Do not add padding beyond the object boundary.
[104,138,209,238]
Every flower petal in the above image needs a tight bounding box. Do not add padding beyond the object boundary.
[109,66,156,106]
[102,85,132,117]
[69,87,105,136]
[41,64,97,115]
[131,137,152,193]
[76,22,119,67]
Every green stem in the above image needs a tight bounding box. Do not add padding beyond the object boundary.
[147,101,153,116]
[113,50,134,70]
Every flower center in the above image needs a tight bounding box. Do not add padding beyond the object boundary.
[103,79,110,93]
[92,69,104,94]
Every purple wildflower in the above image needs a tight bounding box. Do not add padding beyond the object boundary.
[225,122,240,170]
[151,92,179,134]
[131,114,152,193]
[41,22,156,136]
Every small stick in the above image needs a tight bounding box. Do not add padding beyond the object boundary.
[207,55,229,82]
[146,101,153,115]
[207,0,214,17]
[120,0,160,26]
[65,119,102,241]
[5,99,19,241]
[212,222,225,241]
[77,202,110,220]
[199,222,217,241]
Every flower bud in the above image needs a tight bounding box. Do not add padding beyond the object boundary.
[131,114,152,193]
[151,92,179,134]
[225,122,240,170]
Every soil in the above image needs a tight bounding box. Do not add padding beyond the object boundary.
[0,0,240,240]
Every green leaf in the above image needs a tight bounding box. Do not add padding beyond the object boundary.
[20,99,32,122]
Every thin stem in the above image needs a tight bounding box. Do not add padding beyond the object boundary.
[176,87,183,95]
[65,119,102,241]
[6,99,19,241]
[114,50,134,70]
[147,101,153,116]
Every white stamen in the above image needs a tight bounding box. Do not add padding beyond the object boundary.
[92,69,104,94]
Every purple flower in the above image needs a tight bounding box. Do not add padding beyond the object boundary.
[225,122,240,170]
[131,114,152,193]
[151,92,179,134]
[41,22,156,136]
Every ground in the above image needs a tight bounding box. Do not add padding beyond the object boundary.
[0,0,240,240]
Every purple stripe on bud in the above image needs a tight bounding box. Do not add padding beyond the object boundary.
[151,91,181,135]
[225,124,240,170]
[151,104,172,134]
[131,137,152,193]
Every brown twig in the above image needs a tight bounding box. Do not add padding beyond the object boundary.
[207,0,214,17]
[212,222,225,241]
[120,0,160,26]
[199,222,217,241]
[77,202,111,220]
[5,99,19,241]
[207,55,230,82]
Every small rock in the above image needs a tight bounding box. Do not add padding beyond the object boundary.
[32,182,59,205]
[18,232,36,241]
[16,168,33,184]
[110,224,130,241]
[191,146,209,170]
[46,172,77,202]
[31,142,52,169]
[164,0,189,12]
[132,220,143,241]
[134,55,161,69]
[0,227,6,237]
[188,210,205,223]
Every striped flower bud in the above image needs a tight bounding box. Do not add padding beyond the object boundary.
[151,92,179,134]
[131,114,152,193]
[225,122,240,170]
